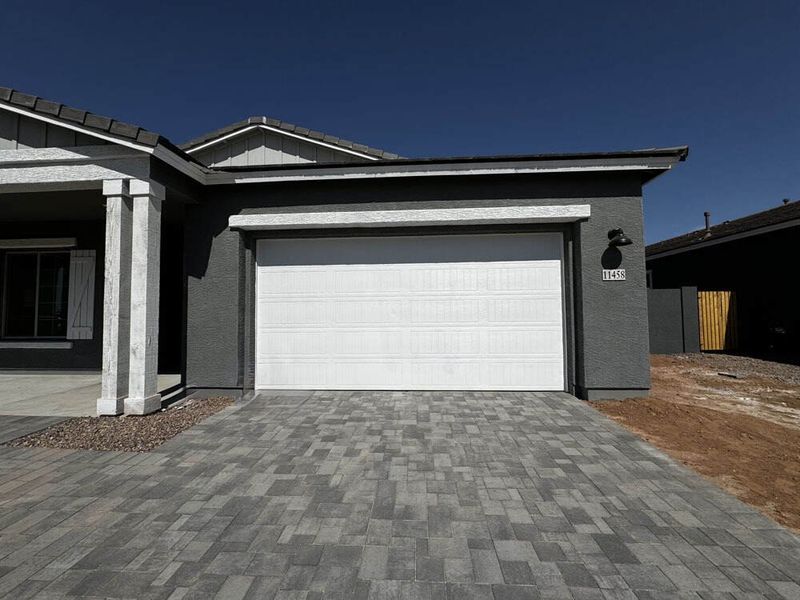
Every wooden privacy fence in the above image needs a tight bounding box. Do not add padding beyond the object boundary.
[698,290,738,351]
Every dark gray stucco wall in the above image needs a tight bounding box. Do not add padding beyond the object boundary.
[572,195,650,399]
[0,221,104,369]
[185,203,246,390]
[184,172,652,399]
[647,287,700,354]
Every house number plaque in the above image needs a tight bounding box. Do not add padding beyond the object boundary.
[602,269,626,281]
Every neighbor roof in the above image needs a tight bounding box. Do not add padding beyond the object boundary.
[647,199,800,258]
[180,116,402,159]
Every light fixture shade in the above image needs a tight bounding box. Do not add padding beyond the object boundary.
[608,228,633,247]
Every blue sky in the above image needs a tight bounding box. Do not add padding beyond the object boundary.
[1,0,797,242]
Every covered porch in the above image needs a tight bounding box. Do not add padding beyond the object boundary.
[0,371,182,417]
[0,142,193,415]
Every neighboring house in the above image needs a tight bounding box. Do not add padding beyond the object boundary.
[0,86,687,414]
[646,200,800,357]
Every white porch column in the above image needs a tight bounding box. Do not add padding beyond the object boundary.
[97,180,133,416]
[125,179,164,415]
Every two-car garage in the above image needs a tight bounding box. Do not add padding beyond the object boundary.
[255,232,566,391]
[189,148,689,401]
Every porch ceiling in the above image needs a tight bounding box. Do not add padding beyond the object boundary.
[0,189,104,221]
[0,189,185,223]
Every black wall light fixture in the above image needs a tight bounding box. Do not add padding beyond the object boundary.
[607,228,633,247]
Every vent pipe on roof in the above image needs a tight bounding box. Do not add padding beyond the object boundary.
[704,211,711,231]
[784,198,790,205]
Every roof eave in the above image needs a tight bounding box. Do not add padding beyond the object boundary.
[204,147,688,186]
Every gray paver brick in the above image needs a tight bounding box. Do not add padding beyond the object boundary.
[0,391,798,598]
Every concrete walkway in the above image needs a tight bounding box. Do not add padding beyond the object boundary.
[0,391,798,599]
[0,415,65,444]
[0,372,181,416]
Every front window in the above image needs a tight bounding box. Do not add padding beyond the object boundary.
[2,252,70,338]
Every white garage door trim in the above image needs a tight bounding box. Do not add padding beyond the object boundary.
[256,233,566,391]
[231,203,590,230]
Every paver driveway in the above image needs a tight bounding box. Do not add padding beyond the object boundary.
[1,391,799,600]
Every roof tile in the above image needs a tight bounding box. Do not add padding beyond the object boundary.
[109,121,140,139]
[34,98,61,116]
[10,91,37,108]
[58,106,87,123]
[84,113,113,131]
[136,130,160,146]
[0,87,12,101]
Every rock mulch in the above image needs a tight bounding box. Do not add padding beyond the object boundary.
[4,396,233,452]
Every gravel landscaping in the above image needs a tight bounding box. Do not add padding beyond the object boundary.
[3,396,233,452]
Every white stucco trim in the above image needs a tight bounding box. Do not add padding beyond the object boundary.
[0,237,76,249]
[229,203,591,230]
[0,146,150,187]
[185,124,381,160]
[0,146,143,165]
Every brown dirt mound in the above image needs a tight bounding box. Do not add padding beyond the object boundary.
[593,354,800,531]
[4,397,233,452]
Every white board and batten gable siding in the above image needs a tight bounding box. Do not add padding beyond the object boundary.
[0,112,108,149]
[66,250,96,340]
[192,128,365,168]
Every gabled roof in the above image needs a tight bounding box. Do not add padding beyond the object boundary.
[647,199,800,258]
[0,86,175,150]
[180,116,402,160]
[0,84,687,188]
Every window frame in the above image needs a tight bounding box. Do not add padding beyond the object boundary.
[1,249,71,339]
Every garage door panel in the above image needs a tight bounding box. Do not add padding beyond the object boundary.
[486,264,562,290]
[258,326,563,359]
[486,328,563,354]
[487,297,563,322]
[258,358,564,390]
[256,234,565,390]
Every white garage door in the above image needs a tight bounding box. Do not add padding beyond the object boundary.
[256,233,565,390]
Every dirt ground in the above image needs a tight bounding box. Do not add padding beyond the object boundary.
[593,354,800,531]
[5,397,233,452]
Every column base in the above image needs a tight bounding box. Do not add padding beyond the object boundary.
[124,393,162,415]
[97,396,126,416]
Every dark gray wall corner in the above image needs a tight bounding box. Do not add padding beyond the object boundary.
[574,195,651,399]
[185,203,245,389]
